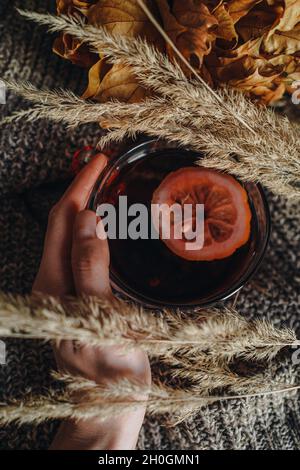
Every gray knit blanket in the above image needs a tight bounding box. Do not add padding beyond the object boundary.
[0,0,300,450]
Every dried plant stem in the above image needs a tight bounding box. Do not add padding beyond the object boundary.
[3,79,299,198]
[1,372,299,426]
[0,80,171,127]
[158,361,271,395]
[13,11,267,125]
[13,10,296,137]
[6,11,300,199]
[99,117,300,200]
[137,0,255,135]
[1,80,247,133]
[0,292,169,351]
[0,292,298,364]
[57,372,300,405]
[15,11,223,106]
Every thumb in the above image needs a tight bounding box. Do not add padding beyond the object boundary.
[72,210,112,298]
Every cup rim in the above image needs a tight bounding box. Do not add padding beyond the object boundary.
[89,139,271,309]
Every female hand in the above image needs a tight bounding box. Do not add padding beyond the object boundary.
[33,154,151,450]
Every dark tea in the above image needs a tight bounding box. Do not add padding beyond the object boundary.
[90,140,270,307]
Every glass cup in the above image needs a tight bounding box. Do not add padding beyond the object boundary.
[89,139,270,308]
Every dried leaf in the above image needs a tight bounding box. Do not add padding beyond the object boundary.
[213,3,238,42]
[157,0,218,70]
[54,0,162,102]
[209,34,291,102]
[56,0,98,16]
[53,34,97,67]
[209,38,263,82]
[236,2,283,42]
[82,59,148,103]
[52,0,300,105]
[87,0,162,40]
[281,56,300,91]
[227,0,262,23]
[228,68,285,103]
[262,0,300,53]
[85,0,162,102]
[263,23,300,54]
[53,0,97,67]
[267,0,300,34]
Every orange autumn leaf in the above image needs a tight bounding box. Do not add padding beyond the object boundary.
[228,68,285,104]
[213,3,238,42]
[235,2,283,42]
[87,0,162,40]
[262,0,300,54]
[263,24,300,54]
[82,59,148,103]
[53,0,98,67]
[53,35,98,68]
[157,0,218,70]
[85,0,162,103]
[227,0,262,23]
[53,0,300,106]
[56,0,98,15]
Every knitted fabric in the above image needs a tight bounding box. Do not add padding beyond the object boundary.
[0,0,300,450]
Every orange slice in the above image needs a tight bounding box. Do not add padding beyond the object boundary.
[151,167,251,261]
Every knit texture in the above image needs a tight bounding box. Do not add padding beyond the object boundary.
[0,0,300,450]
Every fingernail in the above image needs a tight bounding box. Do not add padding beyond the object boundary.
[91,153,107,164]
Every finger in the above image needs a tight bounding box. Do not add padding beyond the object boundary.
[45,154,107,249]
[72,210,112,298]
[33,154,107,295]
[60,153,107,208]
